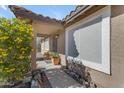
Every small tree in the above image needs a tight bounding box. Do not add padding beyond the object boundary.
[0,18,33,83]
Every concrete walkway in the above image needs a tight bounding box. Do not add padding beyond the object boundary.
[36,60,84,88]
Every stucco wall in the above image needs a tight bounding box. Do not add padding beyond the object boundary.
[88,5,124,88]
[57,31,65,54]
[66,6,111,74]
[57,31,66,66]
[65,5,124,87]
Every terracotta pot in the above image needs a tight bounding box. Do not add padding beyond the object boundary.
[51,57,60,65]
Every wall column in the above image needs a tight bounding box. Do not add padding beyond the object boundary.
[31,31,37,70]
[49,35,53,51]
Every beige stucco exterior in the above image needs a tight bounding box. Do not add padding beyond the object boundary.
[57,31,66,66]
[88,5,124,88]
[31,19,65,55]
[33,20,64,35]
[57,31,65,54]
[9,5,124,87]
[30,28,37,70]
[30,19,64,69]
[22,5,124,87]
[65,6,111,74]
[64,5,124,87]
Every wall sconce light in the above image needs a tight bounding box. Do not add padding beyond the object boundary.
[55,34,59,39]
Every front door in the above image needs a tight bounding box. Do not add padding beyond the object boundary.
[53,37,57,52]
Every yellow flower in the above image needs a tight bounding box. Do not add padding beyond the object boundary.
[22,51,25,54]
[22,48,24,50]
[19,56,24,59]
[6,70,10,73]
[10,29,13,32]
[15,37,22,43]
[8,47,12,50]
[0,61,3,63]
[30,32,34,37]
[2,53,8,57]
[5,23,10,27]
[0,30,2,33]
[0,36,9,40]
[0,48,2,51]
[5,68,9,70]
[10,68,15,72]
[17,46,20,48]
[16,77,22,80]
[6,68,15,73]
[15,37,19,41]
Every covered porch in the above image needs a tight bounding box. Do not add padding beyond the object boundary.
[9,5,65,69]
[8,5,95,88]
[31,18,65,69]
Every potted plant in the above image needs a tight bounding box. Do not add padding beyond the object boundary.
[51,52,60,65]
[43,50,51,60]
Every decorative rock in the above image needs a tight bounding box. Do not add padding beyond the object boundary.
[65,56,97,88]
[31,80,39,88]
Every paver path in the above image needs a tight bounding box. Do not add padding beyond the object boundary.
[36,60,84,88]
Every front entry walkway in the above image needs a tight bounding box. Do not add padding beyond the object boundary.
[36,60,83,88]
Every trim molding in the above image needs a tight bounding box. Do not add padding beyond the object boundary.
[65,6,111,74]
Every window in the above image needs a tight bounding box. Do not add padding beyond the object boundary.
[66,6,111,74]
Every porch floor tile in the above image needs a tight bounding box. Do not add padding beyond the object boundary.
[36,60,84,88]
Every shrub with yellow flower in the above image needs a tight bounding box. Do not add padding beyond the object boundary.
[0,18,33,84]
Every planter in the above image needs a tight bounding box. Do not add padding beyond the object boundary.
[51,57,60,65]
[43,52,50,60]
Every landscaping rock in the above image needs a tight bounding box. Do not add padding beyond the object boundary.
[65,56,97,88]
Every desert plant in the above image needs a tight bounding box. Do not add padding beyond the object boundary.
[50,52,59,58]
[0,18,33,83]
[50,52,60,65]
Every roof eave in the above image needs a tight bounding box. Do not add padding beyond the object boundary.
[64,5,106,28]
[63,5,94,24]
[8,5,62,24]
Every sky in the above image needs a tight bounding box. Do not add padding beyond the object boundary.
[0,5,76,20]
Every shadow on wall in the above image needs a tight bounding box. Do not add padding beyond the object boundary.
[111,5,124,18]
[68,29,79,57]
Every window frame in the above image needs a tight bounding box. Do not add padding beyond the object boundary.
[65,6,111,74]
